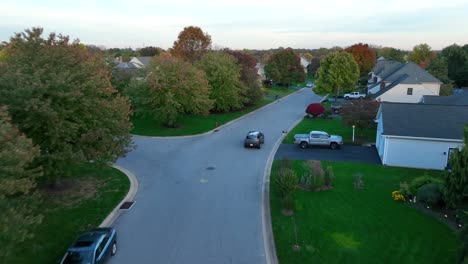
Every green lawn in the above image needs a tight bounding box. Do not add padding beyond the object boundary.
[131,86,298,136]
[283,118,376,144]
[270,161,459,264]
[4,164,130,264]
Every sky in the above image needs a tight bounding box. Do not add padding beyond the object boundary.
[1,0,468,51]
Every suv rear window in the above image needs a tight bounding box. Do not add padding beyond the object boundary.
[246,135,257,139]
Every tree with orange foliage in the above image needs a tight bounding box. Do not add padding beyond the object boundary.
[345,43,376,77]
[171,26,212,63]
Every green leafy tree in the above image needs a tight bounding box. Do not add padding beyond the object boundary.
[444,126,468,209]
[0,106,43,258]
[196,51,247,112]
[442,44,468,87]
[427,54,450,84]
[225,50,263,106]
[171,26,212,63]
[307,57,321,76]
[379,47,406,62]
[408,43,434,69]
[131,56,213,127]
[345,43,376,77]
[0,28,132,184]
[137,46,163,57]
[314,51,360,98]
[265,48,305,85]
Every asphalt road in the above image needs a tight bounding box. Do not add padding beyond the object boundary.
[275,144,382,164]
[110,88,322,264]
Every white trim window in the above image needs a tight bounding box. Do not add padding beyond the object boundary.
[407,88,413,95]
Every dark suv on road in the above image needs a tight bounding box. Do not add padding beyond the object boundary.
[244,131,265,149]
[59,227,117,264]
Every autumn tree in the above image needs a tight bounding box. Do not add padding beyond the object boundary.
[0,28,133,184]
[0,106,43,258]
[408,43,435,69]
[442,44,468,87]
[301,52,313,61]
[137,46,163,57]
[345,43,376,77]
[127,56,213,127]
[314,51,360,99]
[265,48,305,86]
[378,47,406,62]
[196,51,247,112]
[171,26,212,63]
[340,99,379,135]
[225,50,263,105]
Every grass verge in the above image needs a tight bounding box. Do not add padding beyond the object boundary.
[270,161,459,264]
[282,118,376,144]
[131,86,298,136]
[3,164,130,264]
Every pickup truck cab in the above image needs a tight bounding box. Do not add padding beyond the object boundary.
[344,92,365,100]
[294,131,343,149]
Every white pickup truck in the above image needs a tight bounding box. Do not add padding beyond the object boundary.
[344,92,365,100]
[294,131,343,149]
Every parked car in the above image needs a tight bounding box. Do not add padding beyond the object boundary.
[330,103,342,114]
[244,131,264,149]
[294,130,343,149]
[59,227,117,264]
[344,92,365,100]
[306,82,314,88]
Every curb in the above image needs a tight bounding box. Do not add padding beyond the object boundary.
[262,94,324,264]
[99,165,139,228]
[133,88,308,139]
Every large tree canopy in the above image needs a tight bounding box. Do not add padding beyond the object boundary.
[345,43,376,77]
[196,52,247,112]
[225,50,262,106]
[171,26,212,63]
[314,51,360,97]
[378,47,406,63]
[442,44,468,87]
[128,56,213,127]
[265,48,305,85]
[408,43,434,69]
[0,28,132,183]
[0,106,42,257]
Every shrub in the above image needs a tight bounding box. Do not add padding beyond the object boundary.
[321,110,333,119]
[305,103,325,117]
[392,190,406,202]
[279,158,292,170]
[324,166,334,187]
[354,173,364,189]
[409,175,444,195]
[307,160,324,178]
[275,168,298,198]
[417,183,443,206]
[399,181,410,197]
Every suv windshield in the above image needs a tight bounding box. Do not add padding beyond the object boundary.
[62,251,94,264]
[247,135,257,139]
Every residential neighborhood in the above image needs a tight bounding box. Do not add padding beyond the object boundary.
[1,2,468,264]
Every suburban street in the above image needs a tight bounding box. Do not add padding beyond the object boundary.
[110,88,322,264]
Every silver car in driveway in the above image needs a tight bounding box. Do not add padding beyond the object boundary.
[244,131,264,149]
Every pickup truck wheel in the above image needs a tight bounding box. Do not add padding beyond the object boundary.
[359,96,363,99]
[300,142,308,149]
[330,142,338,150]
[111,242,117,256]
[257,144,261,149]
[345,96,349,100]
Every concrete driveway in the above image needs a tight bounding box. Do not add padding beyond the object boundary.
[110,88,322,264]
[275,144,382,164]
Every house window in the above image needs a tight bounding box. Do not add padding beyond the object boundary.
[407,88,413,95]
[380,82,385,89]
[373,77,377,83]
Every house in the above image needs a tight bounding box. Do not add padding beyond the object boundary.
[375,102,468,170]
[367,60,441,103]
[129,57,152,68]
[300,57,310,74]
[422,90,468,105]
[256,63,267,80]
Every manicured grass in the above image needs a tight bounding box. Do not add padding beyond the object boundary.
[270,161,459,264]
[131,86,298,136]
[4,164,130,264]
[283,118,376,144]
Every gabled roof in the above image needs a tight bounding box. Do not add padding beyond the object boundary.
[131,56,152,67]
[379,102,468,140]
[372,60,403,77]
[422,91,468,105]
[371,74,409,98]
[385,62,441,84]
